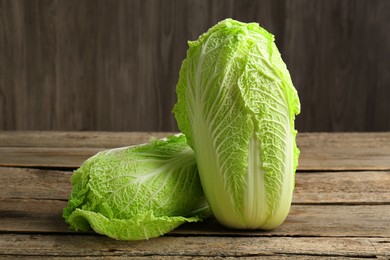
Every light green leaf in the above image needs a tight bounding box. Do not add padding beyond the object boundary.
[63,135,210,240]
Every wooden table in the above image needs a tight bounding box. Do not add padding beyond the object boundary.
[1,132,389,258]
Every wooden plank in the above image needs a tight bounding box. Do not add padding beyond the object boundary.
[294,170,390,204]
[176,204,390,238]
[0,147,101,168]
[297,132,390,171]
[0,167,71,200]
[0,199,69,233]
[1,132,390,170]
[1,198,389,238]
[0,131,172,168]
[0,131,171,148]
[0,256,368,260]
[0,234,389,258]
[2,167,389,204]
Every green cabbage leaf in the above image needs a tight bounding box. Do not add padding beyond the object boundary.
[63,135,210,240]
[174,19,300,229]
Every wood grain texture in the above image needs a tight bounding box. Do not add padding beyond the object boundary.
[0,167,71,200]
[2,198,390,237]
[0,131,172,148]
[1,167,390,204]
[297,132,390,171]
[0,257,375,260]
[284,0,390,131]
[0,257,369,260]
[1,234,389,258]
[1,165,389,237]
[0,132,389,258]
[1,0,389,131]
[1,132,390,170]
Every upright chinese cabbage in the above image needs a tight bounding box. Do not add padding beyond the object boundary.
[63,135,210,240]
[174,19,300,229]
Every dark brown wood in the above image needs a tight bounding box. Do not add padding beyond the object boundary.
[2,197,390,238]
[0,257,370,260]
[0,198,69,233]
[1,165,389,237]
[2,167,389,204]
[0,147,102,168]
[0,131,172,148]
[2,132,390,170]
[294,171,390,204]
[297,132,390,171]
[0,132,389,258]
[54,0,98,131]
[0,234,389,258]
[0,257,364,260]
[284,1,390,132]
[0,167,71,200]
[1,1,389,132]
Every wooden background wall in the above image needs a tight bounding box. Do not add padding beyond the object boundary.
[1,0,389,132]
